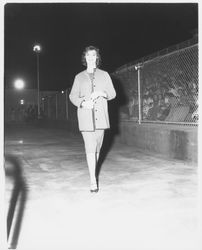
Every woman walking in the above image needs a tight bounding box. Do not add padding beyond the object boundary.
[69,45,116,193]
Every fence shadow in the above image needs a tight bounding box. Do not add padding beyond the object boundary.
[5,154,28,249]
[96,76,128,179]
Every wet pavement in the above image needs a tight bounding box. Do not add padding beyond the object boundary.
[4,124,199,250]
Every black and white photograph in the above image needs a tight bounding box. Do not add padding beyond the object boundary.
[1,1,200,250]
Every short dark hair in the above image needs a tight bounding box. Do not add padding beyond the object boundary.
[81,45,101,67]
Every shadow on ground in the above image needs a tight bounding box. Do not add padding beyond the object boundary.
[96,76,128,180]
[5,155,28,249]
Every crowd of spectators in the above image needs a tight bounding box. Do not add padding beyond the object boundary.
[125,77,198,123]
[120,48,198,123]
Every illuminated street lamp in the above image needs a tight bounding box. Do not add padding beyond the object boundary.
[33,45,41,53]
[14,78,25,90]
[33,44,42,118]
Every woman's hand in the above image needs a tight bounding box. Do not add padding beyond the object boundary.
[81,100,94,109]
[90,91,107,101]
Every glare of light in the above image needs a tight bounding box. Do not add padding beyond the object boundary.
[61,91,64,94]
[20,99,24,105]
[42,97,45,101]
[33,44,41,53]
[14,79,25,89]
[19,140,23,144]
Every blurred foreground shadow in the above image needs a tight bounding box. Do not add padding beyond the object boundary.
[5,154,28,249]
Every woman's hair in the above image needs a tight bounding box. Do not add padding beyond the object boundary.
[81,45,101,67]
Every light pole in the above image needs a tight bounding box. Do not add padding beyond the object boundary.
[33,44,41,119]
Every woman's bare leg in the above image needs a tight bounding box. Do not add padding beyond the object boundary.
[86,153,98,192]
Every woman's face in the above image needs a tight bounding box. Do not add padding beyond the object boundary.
[85,49,97,67]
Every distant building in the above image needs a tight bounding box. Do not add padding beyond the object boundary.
[4,88,57,122]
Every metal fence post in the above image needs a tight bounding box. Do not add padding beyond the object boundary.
[55,93,58,120]
[65,89,69,120]
[135,63,143,124]
[42,98,45,113]
[48,97,50,118]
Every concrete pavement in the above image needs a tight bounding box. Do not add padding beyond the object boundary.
[4,125,199,250]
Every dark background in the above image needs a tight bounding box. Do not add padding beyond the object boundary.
[4,3,198,90]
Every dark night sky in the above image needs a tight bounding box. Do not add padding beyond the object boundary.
[4,3,198,91]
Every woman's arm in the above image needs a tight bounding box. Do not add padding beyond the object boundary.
[69,75,86,107]
[104,72,116,101]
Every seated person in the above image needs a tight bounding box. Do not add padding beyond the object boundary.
[157,94,171,121]
[177,88,190,106]
[142,95,153,120]
[147,94,160,120]
[165,96,190,122]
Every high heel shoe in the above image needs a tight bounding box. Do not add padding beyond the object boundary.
[90,183,99,193]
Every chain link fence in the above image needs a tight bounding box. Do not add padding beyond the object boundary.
[42,90,68,120]
[112,40,198,125]
[41,89,77,123]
